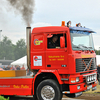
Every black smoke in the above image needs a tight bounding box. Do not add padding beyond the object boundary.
[7,0,35,26]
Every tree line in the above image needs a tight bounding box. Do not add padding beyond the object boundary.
[0,36,26,60]
[95,50,100,55]
[0,36,100,60]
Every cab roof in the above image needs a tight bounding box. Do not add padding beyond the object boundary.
[32,26,69,33]
[32,26,95,33]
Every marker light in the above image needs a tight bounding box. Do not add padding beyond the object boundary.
[61,21,65,27]
[76,23,81,27]
[71,78,76,83]
[67,21,71,27]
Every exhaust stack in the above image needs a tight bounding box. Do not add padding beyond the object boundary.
[26,27,31,70]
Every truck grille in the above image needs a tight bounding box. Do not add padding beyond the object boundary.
[76,58,96,72]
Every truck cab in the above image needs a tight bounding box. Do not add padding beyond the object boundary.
[26,24,97,99]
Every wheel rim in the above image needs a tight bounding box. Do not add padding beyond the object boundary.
[41,85,55,100]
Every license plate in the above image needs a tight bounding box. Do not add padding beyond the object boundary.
[87,85,92,90]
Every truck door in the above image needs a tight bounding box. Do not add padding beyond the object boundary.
[46,32,68,70]
[31,33,45,69]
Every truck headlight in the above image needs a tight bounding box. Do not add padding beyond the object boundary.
[92,75,94,80]
[87,76,89,82]
[71,78,76,83]
[76,77,79,82]
[94,74,96,80]
[89,76,92,81]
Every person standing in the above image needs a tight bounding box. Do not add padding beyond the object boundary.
[3,66,6,70]
[5,65,10,70]
[97,64,100,85]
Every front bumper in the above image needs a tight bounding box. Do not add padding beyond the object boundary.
[63,81,97,94]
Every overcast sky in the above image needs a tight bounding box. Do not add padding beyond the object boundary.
[0,0,100,49]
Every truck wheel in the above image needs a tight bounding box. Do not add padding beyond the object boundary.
[36,79,62,100]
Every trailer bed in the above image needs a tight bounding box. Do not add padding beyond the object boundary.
[0,76,34,96]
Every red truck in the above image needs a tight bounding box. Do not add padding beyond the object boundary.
[0,21,97,100]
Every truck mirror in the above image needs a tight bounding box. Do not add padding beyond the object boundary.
[60,36,65,48]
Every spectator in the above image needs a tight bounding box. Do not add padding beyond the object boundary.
[21,65,25,70]
[3,66,6,70]
[11,65,16,70]
[97,64,100,85]
[16,65,20,70]
[5,65,10,70]
[27,68,32,76]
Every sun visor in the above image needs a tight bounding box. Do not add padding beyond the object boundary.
[69,27,96,33]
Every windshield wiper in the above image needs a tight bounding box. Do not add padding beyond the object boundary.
[88,46,93,49]
[81,45,93,50]
[81,46,93,50]
[72,46,82,50]
[80,45,88,49]
[78,45,92,50]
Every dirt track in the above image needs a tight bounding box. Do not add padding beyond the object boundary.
[5,93,100,100]
[64,93,100,100]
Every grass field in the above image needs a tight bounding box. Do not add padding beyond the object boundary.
[84,81,100,94]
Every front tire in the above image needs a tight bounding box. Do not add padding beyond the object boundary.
[36,79,62,100]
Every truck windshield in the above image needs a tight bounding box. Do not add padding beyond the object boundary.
[70,31,94,50]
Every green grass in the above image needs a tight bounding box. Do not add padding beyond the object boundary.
[0,96,9,100]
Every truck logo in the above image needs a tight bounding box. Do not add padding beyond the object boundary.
[83,58,93,71]
[34,56,41,61]
[33,56,42,66]
[34,39,43,45]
